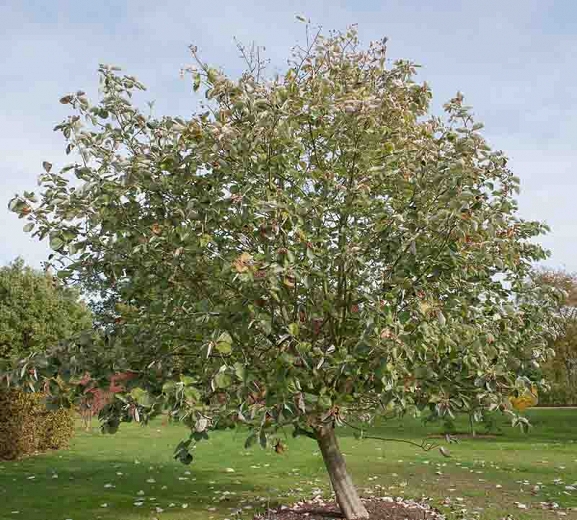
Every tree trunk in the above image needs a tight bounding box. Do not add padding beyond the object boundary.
[316,424,369,519]
[469,413,476,437]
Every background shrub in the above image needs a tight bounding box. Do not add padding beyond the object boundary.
[0,389,74,460]
[37,406,75,451]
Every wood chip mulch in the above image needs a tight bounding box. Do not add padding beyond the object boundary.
[255,496,445,520]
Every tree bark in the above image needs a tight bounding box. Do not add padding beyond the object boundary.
[469,413,476,437]
[316,424,369,519]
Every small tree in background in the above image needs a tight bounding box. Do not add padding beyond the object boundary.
[0,259,90,459]
[8,26,561,519]
[0,258,92,361]
[534,270,577,406]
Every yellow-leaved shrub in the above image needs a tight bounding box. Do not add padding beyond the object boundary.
[509,385,539,412]
[0,389,74,460]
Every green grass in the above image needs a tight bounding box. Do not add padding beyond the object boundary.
[0,409,576,520]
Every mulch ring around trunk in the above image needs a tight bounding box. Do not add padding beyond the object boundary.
[255,496,445,519]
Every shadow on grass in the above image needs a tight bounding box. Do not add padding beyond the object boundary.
[0,453,278,519]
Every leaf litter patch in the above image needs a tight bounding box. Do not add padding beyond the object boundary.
[255,495,444,519]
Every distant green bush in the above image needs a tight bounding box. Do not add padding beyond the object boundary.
[539,382,577,406]
[0,258,92,360]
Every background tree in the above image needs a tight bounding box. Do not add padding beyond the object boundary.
[0,258,92,360]
[7,26,560,519]
[0,259,89,459]
[534,270,577,405]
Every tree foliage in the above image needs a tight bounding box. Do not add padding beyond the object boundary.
[0,258,92,360]
[7,26,562,518]
[534,270,577,405]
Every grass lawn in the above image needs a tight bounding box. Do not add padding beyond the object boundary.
[0,408,575,520]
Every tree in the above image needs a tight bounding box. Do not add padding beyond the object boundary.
[0,259,89,459]
[534,270,577,405]
[0,258,92,360]
[7,26,560,519]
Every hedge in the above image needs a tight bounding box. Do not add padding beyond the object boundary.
[0,389,74,460]
[538,383,577,407]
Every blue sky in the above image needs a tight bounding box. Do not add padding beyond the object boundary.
[1,0,575,270]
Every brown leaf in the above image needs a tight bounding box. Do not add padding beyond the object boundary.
[233,252,253,273]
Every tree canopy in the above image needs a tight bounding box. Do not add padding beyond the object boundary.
[534,269,577,405]
[0,258,92,360]
[7,26,561,519]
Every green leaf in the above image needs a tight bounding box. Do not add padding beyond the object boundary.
[130,387,151,406]
[7,198,20,211]
[288,322,299,337]
[244,432,257,449]
[260,318,272,335]
[180,375,195,386]
[162,381,176,395]
[398,311,411,324]
[174,439,192,453]
[259,429,267,448]
[192,430,209,441]
[180,452,193,464]
[215,332,233,354]
[214,372,231,389]
[49,235,64,251]
[23,223,35,233]
[292,425,316,439]
[233,362,246,381]
[193,73,201,92]
[184,387,201,402]
[174,440,194,465]
[102,419,120,435]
